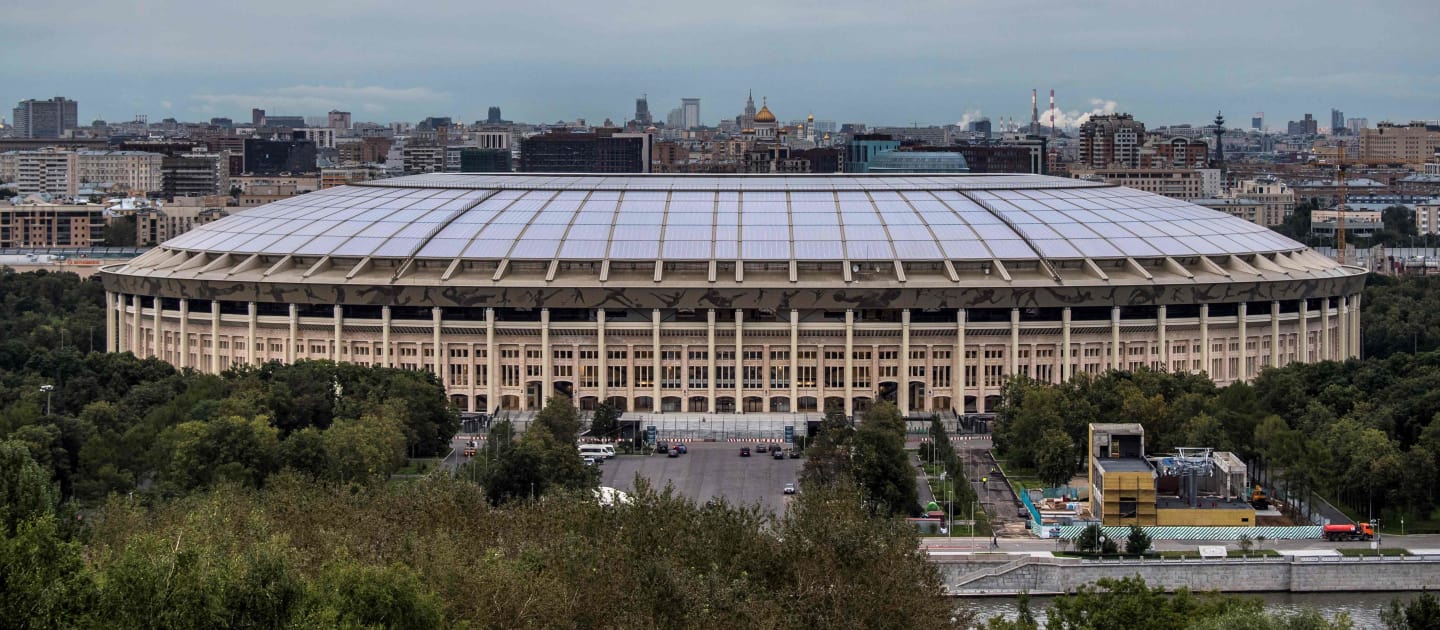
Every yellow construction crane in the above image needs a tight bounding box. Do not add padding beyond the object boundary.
[1335,140,1349,265]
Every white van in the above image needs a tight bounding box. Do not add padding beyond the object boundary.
[579,444,615,459]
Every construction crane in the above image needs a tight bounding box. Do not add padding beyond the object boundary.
[1335,140,1349,265]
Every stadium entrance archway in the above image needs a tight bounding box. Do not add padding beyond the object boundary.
[553,381,574,399]
[605,396,627,412]
[963,396,978,413]
[909,382,926,412]
[983,395,1002,412]
[634,396,654,412]
[716,397,736,413]
[500,395,521,411]
[769,397,790,412]
[449,394,469,411]
[525,381,543,409]
[662,396,682,412]
[798,396,818,412]
[578,396,599,411]
[932,396,952,412]
[743,396,764,413]
[688,396,708,412]
[853,396,874,414]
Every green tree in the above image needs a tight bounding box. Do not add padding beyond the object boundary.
[590,402,618,440]
[1125,524,1152,555]
[295,562,444,630]
[1384,592,1440,630]
[322,412,407,485]
[848,402,918,517]
[0,440,56,533]
[801,403,854,487]
[1034,428,1078,488]
[534,396,581,443]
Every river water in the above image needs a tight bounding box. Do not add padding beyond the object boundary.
[961,591,1418,628]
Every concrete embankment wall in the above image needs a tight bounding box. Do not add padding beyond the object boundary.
[935,555,1440,596]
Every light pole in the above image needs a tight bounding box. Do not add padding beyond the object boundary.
[40,384,53,416]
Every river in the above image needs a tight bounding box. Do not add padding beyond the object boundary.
[961,591,1422,628]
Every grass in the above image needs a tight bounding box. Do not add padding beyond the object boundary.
[1337,547,1411,557]
[396,457,441,475]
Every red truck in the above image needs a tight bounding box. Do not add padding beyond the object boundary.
[1323,523,1375,541]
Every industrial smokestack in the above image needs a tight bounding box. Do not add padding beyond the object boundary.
[1030,89,1039,132]
[1049,89,1056,135]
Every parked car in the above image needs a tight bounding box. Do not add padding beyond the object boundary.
[772,448,785,460]
[740,447,751,457]
[783,483,796,495]
[755,444,769,453]
[788,449,800,459]
[668,448,680,458]
[656,441,670,453]
[674,443,687,454]
[583,456,596,466]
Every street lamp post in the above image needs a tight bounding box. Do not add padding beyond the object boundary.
[40,384,53,416]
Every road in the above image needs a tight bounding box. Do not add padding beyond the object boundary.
[920,533,1440,553]
[598,442,803,516]
[952,436,1029,537]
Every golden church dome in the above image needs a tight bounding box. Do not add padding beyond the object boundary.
[754,100,776,123]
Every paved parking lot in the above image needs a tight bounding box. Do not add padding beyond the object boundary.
[598,442,803,515]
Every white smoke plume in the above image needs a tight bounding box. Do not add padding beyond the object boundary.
[955,109,984,128]
[1039,98,1120,130]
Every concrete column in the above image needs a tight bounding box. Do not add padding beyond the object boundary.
[486,308,496,414]
[1010,308,1021,376]
[131,295,142,357]
[431,307,444,382]
[597,308,607,403]
[117,293,128,353]
[1110,306,1121,371]
[1237,302,1248,381]
[652,309,662,413]
[178,299,189,369]
[1061,307,1072,381]
[1330,297,1342,362]
[1299,299,1310,363]
[1157,305,1168,372]
[706,309,716,413]
[789,310,799,414]
[900,309,911,414]
[247,302,258,365]
[735,309,744,415]
[105,291,117,353]
[1351,294,1362,359]
[379,305,392,369]
[286,304,298,364]
[211,300,222,374]
[541,309,552,403]
[332,305,344,363]
[153,297,163,360]
[955,309,966,412]
[1321,298,1332,361]
[1271,301,1281,369]
[1200,304,1210,377]
[844,309,854,418]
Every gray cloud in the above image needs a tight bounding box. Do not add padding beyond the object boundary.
[1,0,1436,126]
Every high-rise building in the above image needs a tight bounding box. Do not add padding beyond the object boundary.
[0,149,77,196]
[402,145,446,174]
[262,115,306,129]
[417,117,453,132]
[681,98,701,130]
[969,118,992,139]
[210,118,233,128]
[844,134,901,173]
[519,132,651,173]
[252,108,266,127]
[487,107,503,125]
[293,128,336,150]
[634,95,651,125]
[456,148,512,173]
[243,138,319,174]
[12,97,78,139]
[666,108,684,129]
[1286,114,1318,136]
[1331,109,1345,135]
[1251,112,1264,131]
[328,110,352,130]
[1346,118,1369,135]
[1359,122,1440,166]
[1078,114,1146,168]
[161,153,228,199]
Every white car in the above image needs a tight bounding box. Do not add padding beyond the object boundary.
[583,456,596,466]
[783,483,796,495]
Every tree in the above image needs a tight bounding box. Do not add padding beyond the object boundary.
[590,402,618,440]
[1384,592,1440,630]
[480,421,597,505]
[1034,428,1078,488]
[101,214,138,247]
[534,396,581,443]
[0,440,56,534]
[848,402,918,517]
[801,403,855,488]
[1075,524,1105,555]
[322,412,407,485]
[1125,524,1152,555]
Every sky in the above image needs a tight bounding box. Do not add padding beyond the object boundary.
[2,0,1437,130]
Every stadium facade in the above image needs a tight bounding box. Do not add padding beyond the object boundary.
[100,174,1365,416]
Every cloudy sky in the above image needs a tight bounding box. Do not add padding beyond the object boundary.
[2,0,1435,129]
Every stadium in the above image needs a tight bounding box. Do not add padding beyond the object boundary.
[100,173,1365,417]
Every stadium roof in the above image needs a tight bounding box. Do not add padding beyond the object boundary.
[159,173,1309,264]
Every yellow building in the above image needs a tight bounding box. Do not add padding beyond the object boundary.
[1088,423,1256,527]
[1088,424,1158,526]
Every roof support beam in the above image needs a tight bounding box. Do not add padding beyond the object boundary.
[1082,258,1110,281]
[1225,255,1261,276]
[262,255,293,278]
[893,260,907,282]
[491,259,510,282]
[653,261,663,283]
[226,254,264,277]
[1163,256,1196,279]
[1124,257,1153,280]
[546,260,559,282]
[598,260,609,282]
[942,260,959,282]
[345,257,374,280]
[196,253,233,274]
[440,258,462,281]
[989,259,1011,282]
[1197,256,1229,278]
[302,256,332,278]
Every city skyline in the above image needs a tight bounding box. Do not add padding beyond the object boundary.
[2,0,1436,127]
